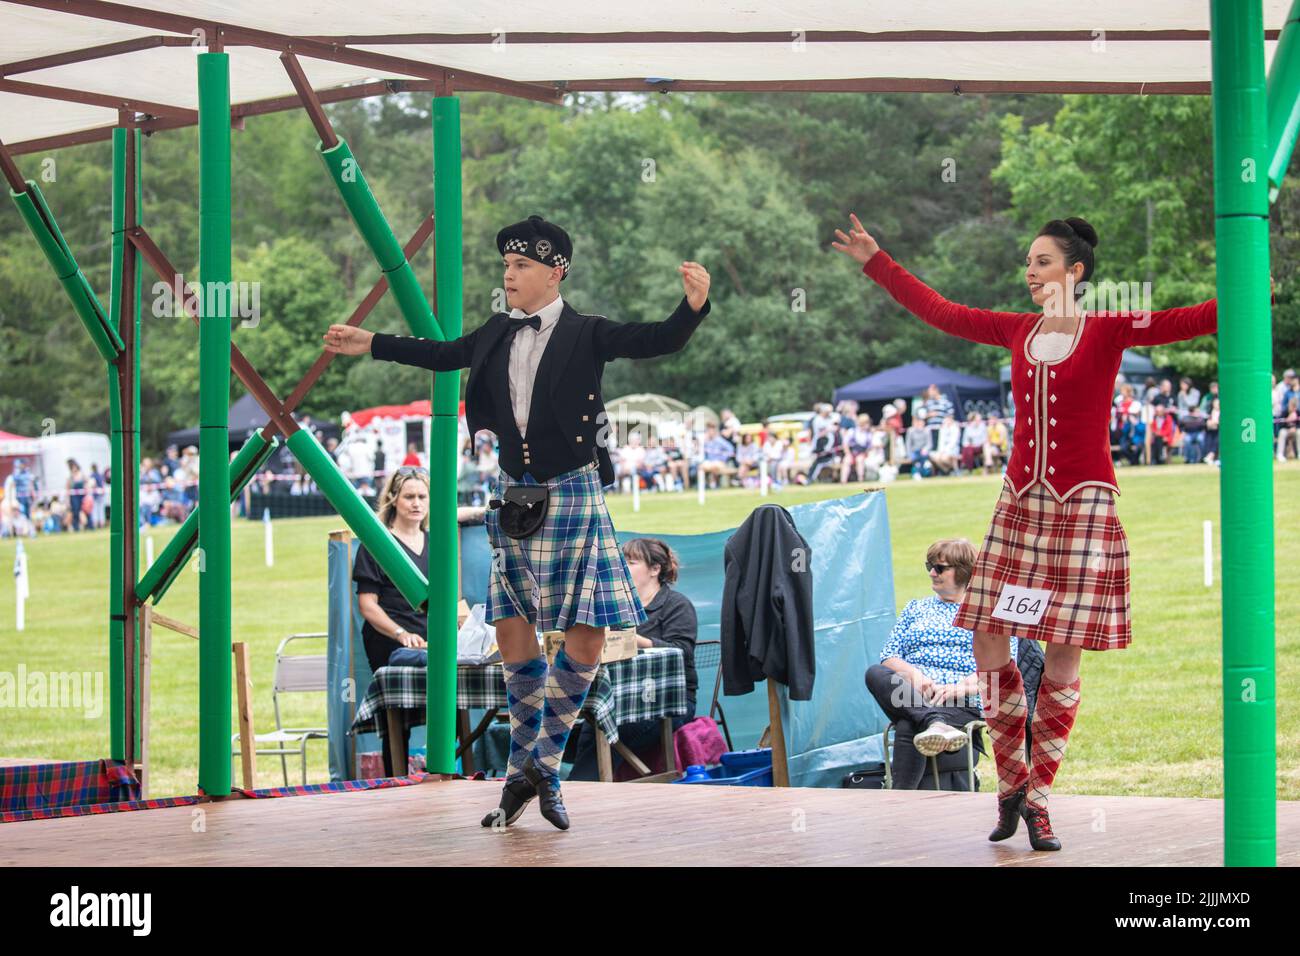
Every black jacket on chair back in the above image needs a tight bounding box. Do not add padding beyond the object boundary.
[369,296,710,487]
[720,504,816,700]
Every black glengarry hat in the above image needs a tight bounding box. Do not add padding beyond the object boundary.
[496,214,572,280]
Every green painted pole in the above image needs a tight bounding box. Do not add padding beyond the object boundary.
[107,380,124,759]
[9,182,123,361]
[107,133,126,761]
[106,126,143,760]
[1266,0,1300,202]
[129,138,143,758]
[138,432,278,604]
[197,52,233,796]
[286,429,429,611]
[1210,0,1276,866]
[427,95,463,774]
[316,138,443,341]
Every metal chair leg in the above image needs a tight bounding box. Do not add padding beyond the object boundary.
[963,720,988,792]
[710,666,734,752]
[882,724,893,790]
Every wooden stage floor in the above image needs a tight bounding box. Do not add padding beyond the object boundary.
[3,778,1297,866]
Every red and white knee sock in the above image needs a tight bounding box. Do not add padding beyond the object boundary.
[978,659,1028,798]
[1027,675,1082,809]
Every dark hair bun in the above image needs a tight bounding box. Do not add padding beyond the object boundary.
[1065,217,1098,249]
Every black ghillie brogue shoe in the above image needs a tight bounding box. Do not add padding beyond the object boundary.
[522,757,570,831]
[988,783,1027,842]
[1021,799,1062,851]
[480,777,537,829]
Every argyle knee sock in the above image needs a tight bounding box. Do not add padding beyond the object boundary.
[530,647,599,778]
[978,658,1029,798]
[1027,675,1082,809]
[502,656,548,783]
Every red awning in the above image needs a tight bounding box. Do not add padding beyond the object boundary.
[345,400,466,429]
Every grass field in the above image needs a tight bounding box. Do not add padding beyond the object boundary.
[1,463,1296,801]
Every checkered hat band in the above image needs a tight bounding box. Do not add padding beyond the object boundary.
[504,238,569,274]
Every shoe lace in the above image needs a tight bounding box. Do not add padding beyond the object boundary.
[1025,804,1055,838]
[537,773,562,798]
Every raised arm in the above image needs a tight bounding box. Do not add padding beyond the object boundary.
[369,328,478,371]
[832,213,1022,349]
[322,322,478,372]
[594,296,711,361]
[594,260,712,361]
[863,251,1023,349]
[1109,279,1277,348]
[1110,299,1217,348]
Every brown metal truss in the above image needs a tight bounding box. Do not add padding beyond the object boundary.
[117,214,436,591]
[0,76,198,121]
[300,29,1283,44]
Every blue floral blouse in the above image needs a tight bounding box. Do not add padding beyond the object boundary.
[879,596,1019,705]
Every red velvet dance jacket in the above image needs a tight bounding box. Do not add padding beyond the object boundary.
[862,250,1219,502]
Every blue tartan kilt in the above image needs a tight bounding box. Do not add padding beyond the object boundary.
[484,460,647,633]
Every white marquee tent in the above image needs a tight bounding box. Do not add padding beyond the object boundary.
[1,1,1294,153]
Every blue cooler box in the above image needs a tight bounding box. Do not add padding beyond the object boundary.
[673,748,773,787]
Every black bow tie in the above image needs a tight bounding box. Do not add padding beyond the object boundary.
[507,314,542,335]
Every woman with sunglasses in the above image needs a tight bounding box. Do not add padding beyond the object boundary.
[834,212,1251,851]
[867,539,1017,788]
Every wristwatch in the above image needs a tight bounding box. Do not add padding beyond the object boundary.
[393,627,407,641]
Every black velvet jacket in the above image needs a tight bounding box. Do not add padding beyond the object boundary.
[369,295,711,486]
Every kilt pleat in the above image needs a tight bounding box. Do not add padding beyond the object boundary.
[952,481,1131,650]
[485,461,647,633]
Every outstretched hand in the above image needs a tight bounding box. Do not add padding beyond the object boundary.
[831,213,881,265]
[322,324,374,356]
[680,261,711,312]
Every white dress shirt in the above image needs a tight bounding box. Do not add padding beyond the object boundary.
[507,293,565,438]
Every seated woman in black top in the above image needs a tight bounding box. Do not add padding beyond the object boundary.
[352,466,431,675]
[566,537,698,780]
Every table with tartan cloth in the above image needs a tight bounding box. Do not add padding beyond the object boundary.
[351,647,689,780]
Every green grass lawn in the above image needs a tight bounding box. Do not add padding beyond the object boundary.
[2,463,1296,800]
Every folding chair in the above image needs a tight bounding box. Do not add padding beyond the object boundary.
[231,633,330,787]
[695,640,733,751]
[881,719,987,791]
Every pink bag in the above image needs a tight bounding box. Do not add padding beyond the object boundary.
[674,716,728,771]
[609,716,728,781]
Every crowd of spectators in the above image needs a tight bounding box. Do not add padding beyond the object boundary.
[1,456,111,538]
[7,368,1298,529]
[582,368,1300,494]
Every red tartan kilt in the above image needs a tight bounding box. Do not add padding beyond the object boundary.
[953,480,1131,650]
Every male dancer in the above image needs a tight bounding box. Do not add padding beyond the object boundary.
[325,215,710,828]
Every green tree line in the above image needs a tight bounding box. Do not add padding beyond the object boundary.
[1,90,1296,452]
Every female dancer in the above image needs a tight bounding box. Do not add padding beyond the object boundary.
[834,213,1224,850]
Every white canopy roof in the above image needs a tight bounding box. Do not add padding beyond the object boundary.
[0,1,1293,152]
